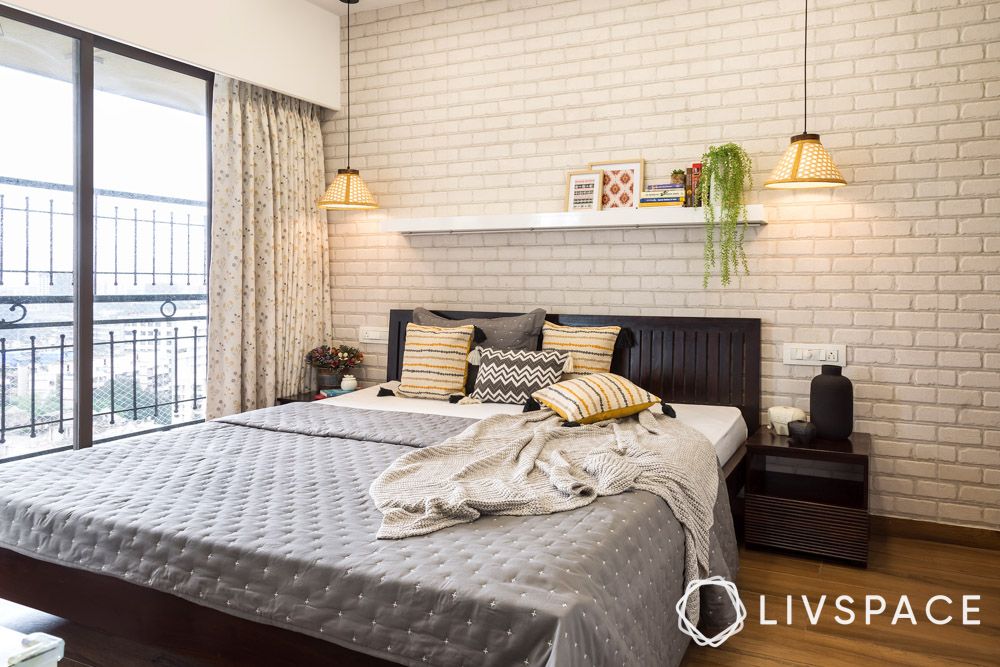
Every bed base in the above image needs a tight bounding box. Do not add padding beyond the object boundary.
[0,548,393,666]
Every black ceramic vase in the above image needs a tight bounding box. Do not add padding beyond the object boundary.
[810,365,853,439]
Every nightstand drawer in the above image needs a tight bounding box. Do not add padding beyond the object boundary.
[745,493,869,564]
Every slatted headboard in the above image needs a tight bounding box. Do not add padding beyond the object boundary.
[386,310,761,432]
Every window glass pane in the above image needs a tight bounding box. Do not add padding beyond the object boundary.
[92,48,208,442]
[0,17,78,460]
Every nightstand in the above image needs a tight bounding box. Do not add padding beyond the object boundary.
[276,392,321,405]
[744,429,870,566]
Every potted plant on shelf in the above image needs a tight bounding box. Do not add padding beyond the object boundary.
[305,344,364,390]
[699,143,753,287]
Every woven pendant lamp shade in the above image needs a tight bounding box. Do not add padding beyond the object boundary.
[766,1,847,189]
[318,168,378,210]
[318,0,378,211]
[765,133,846,189]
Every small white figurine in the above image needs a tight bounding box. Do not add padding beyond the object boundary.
[768,406,807,436]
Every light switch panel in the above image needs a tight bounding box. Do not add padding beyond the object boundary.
[783,343,846,367]
[359,327,389,344]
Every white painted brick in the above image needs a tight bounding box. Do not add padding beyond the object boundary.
[322,0,999,531]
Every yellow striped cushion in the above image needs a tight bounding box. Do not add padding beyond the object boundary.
[541,321,621,376]
[532,373,659,424]
[396,323,475,400]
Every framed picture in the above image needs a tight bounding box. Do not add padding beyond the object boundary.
[565,170,603,211]
[588,158,644,209]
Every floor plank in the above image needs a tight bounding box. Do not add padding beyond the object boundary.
[0,534,995,666]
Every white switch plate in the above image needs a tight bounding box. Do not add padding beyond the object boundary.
[783,343,846,367]
[359,327,389,344]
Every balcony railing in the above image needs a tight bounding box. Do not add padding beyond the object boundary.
[0,176,208,460]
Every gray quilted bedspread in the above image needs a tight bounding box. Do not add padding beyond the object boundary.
[0,403,739,667]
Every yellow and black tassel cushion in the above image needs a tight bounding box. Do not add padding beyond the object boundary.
[395,323,475,400]
[531,372,660,424]
[541,321,621,377]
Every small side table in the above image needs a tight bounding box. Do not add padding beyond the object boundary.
[276,392,321,405]
[744,429,870,566]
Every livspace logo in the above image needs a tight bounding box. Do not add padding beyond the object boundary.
[677,578,983,647]
[759,593,983,627]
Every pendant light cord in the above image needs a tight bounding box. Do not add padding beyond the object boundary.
[346,1,351,169]
[803,0,808,134]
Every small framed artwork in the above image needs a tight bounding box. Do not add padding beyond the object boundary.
[565,170,603,211]
[588,158,645,209]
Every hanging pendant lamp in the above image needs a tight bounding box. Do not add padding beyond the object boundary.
[319,0,378,209]
[765,0,846,189]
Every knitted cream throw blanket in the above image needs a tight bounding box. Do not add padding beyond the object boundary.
[370,408,719,622]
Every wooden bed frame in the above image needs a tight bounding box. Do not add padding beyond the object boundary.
[0,311,760,666]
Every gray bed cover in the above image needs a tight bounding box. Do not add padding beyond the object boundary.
[0,402,739,666]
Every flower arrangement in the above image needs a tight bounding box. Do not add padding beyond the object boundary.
[305,344,364,371]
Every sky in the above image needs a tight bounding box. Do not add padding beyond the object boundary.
[0,65,207,201]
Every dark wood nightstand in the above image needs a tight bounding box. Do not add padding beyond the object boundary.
[744,429,870,566]
[276,392,321,405]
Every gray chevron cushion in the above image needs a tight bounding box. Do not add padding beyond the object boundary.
[471,348,570,404]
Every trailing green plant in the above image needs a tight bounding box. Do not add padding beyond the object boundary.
[699,143,753,287]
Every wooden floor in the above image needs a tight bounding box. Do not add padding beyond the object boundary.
[684,532,999,667]
[1,532,996,667]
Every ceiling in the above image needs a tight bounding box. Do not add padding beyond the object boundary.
[305,0,415,15]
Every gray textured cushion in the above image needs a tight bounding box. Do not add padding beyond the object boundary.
[412,308,547,350]
[471,348,569,404]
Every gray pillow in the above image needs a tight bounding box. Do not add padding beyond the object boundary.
[412,308,548,394]
[412,308,547,350]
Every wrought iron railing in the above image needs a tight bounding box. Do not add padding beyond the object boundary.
[0,322,206,442]
[0,176,208,457]
[0,176,208,287]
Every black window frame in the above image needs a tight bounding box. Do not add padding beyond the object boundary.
[0,3,213,455]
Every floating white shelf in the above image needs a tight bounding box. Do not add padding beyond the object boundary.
[378,205,766,235]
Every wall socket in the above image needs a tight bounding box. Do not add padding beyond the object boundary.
[783,343,846,367]
[359,327,389,344]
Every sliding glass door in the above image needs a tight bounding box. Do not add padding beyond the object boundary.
[0,8,211,459]
[0,16,79,459]
[92,48,209,442]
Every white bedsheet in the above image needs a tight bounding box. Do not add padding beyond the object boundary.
[318,386,747,464]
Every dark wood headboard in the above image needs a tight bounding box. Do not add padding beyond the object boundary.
[387,310,761,432]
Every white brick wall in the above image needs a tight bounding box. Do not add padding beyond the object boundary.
[322,0,1000,530]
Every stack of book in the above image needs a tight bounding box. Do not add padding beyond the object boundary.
[639,182,685,207]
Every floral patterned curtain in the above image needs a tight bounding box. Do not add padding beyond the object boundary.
[206,76,332,418]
